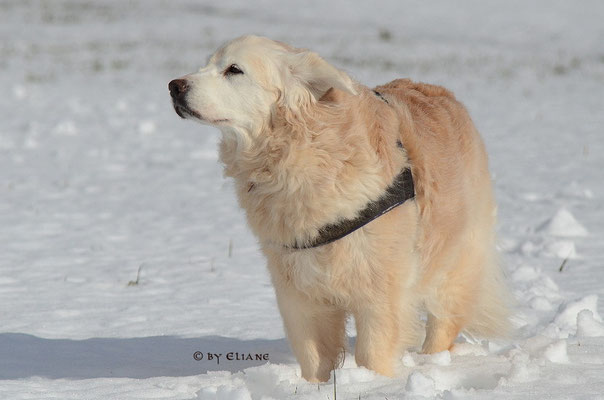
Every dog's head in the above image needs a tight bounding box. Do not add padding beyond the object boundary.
[169,35,356,142]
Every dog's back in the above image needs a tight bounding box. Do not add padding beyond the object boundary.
[378,79,510,346]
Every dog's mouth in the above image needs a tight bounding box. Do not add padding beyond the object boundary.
[172,101,229,125]
[172,101,199,119]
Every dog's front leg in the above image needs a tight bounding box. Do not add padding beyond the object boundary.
[273,281,347,382]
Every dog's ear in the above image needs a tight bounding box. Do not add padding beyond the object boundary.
[287,51,357,100]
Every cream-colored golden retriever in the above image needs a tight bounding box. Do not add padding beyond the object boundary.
[169,35,510,382]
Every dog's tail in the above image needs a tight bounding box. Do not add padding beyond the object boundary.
[464,247,513,340]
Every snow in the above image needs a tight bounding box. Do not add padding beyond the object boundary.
[577,310,604,338]
[428,351,452,366]
[1,0,604,398]
[537,207,589,237]
[542,340,570,364]
[402,352,417,367]
[548,295,603,338]
[405,371,436,397]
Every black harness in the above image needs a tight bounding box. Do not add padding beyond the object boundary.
[290,90,415,250]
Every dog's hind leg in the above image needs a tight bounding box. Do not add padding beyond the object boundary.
[422,312,465,353]
[421,238,510,353]
[354,303,398,376]
[421,258,476,353]
[354,294,418,376]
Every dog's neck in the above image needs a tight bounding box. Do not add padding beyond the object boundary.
[218,89,408,247]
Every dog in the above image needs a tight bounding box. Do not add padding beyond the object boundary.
[169,35,510,382]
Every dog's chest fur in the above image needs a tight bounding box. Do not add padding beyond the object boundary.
[261,246,375,310]
[272,233,374,303]
[262,201,419,306]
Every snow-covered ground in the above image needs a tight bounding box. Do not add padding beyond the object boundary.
[1,0,603,398]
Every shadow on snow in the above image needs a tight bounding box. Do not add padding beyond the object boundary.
[0,333,294,380]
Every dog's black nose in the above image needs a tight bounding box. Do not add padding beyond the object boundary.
[169,79,189,99]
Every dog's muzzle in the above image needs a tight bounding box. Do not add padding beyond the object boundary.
[169,79,192,119]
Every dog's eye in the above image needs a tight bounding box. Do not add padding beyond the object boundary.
[224,64,244,76]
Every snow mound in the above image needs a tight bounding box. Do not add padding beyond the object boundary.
[451,343,489,356]
[537,208,588,237]
[511,265,541,281]
[429,350,452,366]
[336,367,377,384]
[406,371,436,397]
[546,295,602,338]
[504,354,540,384]
[576,310,604,337]
[542,340,569,364]
[402,352,416,367]
[519,239,579,259]
[542,239,577,259]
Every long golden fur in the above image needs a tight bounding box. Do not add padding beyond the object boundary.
[169,35,511,382]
